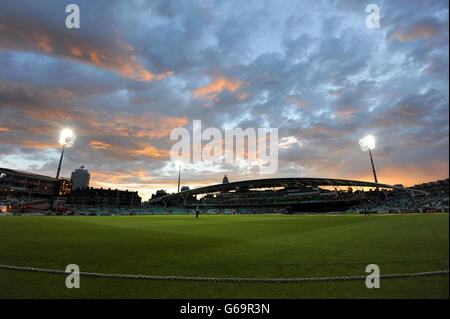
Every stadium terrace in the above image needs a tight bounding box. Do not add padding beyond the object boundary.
[147,176,436,213]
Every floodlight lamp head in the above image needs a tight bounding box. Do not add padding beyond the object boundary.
[59,128,76,147]
[359,135,375,152]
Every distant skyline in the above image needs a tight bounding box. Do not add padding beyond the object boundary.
[0,0,448,201]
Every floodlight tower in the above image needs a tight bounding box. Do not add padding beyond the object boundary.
[176,161,182,193]
[56,128,76,179]
[359,135,378,185]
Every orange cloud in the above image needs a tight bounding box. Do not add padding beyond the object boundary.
[68,46,83,57]
[89,141,113,150]
[66,47,165,82]
[132,170,153,180]
[194,76,249,102]
[129,144,170,158]
[156,71,175,80]
[88,112,189,139]
[0,18,173,82]
[34,34,53,53]
[0,83,188,159]
[388,20,444,43]
[115,39,135,52]
[90,171,134,186]
[0,136,59,149]
[237,91,250,101]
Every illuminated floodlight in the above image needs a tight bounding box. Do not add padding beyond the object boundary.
[175,160,183,169]
[59,128,76,147]
[358,134,378,185]
[56,128,76,179]
[359,135,375,152]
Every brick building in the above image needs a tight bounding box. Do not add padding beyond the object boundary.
[67,187,141,207]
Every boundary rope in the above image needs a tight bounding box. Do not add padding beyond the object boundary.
[0,264,448,283]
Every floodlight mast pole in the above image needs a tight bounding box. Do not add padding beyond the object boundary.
[368,149,378,188]
[177,165,181,193]
[56,144,65,180]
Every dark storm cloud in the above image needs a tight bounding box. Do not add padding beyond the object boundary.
[0,0,448,199]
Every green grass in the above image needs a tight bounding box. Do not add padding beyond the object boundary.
[0,214,448,298]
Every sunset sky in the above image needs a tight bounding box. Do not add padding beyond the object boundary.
[0,0,448,201]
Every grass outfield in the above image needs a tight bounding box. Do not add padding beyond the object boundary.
[0,214,448,298]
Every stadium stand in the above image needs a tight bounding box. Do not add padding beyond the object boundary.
[351,180,449,214]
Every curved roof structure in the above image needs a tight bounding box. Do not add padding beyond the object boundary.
[0,167,58,182]
[148,177,400,204]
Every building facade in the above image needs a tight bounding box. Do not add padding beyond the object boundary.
[0,167,71,212]
[71,166,90,190]
[67,187,141,207]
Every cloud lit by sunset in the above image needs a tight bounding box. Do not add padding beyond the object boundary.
[0,0,448,201]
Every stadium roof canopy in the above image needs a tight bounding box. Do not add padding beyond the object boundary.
[0,167,58,182]
[148,177,400,203]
